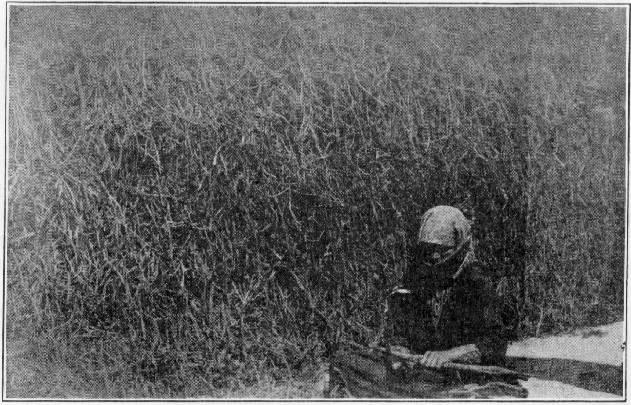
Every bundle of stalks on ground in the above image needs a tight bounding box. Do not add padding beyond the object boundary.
[7,6,626,396]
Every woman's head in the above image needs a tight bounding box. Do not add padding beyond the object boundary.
[417,206,471,254]
[408,206,473,290]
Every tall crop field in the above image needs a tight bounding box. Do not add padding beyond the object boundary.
[7,6,626,395]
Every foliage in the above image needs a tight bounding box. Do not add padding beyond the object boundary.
[7,6,626,394]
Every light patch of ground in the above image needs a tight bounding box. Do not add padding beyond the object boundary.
[507,321,625,399]
[4,339,94,398]
[507,321,624,366]
[520,378,621,400]
[4,337,329,399]
[211,364,330,399]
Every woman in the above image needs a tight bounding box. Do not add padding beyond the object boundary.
[386,205,515,368]
[329,206,521,398]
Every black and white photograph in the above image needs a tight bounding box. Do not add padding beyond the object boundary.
[3,3,628,400]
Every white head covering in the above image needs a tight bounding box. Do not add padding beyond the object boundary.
[417,206,474,280]
[418,205,471,247]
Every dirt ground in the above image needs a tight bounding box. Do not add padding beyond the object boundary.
[509,321,624,399]
[4,322,625,399]
[4,339,95,398]
[4,337,328,398]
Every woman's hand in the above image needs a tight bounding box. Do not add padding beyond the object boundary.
[419,344,481,369]
[419,350,453,368]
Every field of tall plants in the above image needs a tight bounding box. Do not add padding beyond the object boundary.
[6,6,626,396]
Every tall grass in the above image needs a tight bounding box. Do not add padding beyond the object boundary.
[7,6,626,394]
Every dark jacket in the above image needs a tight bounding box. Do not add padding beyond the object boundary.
[386,261,516,365]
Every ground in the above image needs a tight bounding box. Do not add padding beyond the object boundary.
[4,322,625,399]
[508,321,624,399]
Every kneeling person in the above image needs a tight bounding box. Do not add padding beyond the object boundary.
[327,206,520,398]
[385,206,515,370]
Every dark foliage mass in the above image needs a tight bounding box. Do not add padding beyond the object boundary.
[7,7,626,393]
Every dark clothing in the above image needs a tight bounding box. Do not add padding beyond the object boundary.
[328,252,523,398]
[328,347,528,398]
[386,261,516,365]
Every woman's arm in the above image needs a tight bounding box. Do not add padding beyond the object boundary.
[474,277,518,365]
[418,344,482,368]
[422,269,517,368]
[383,289,436,353]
